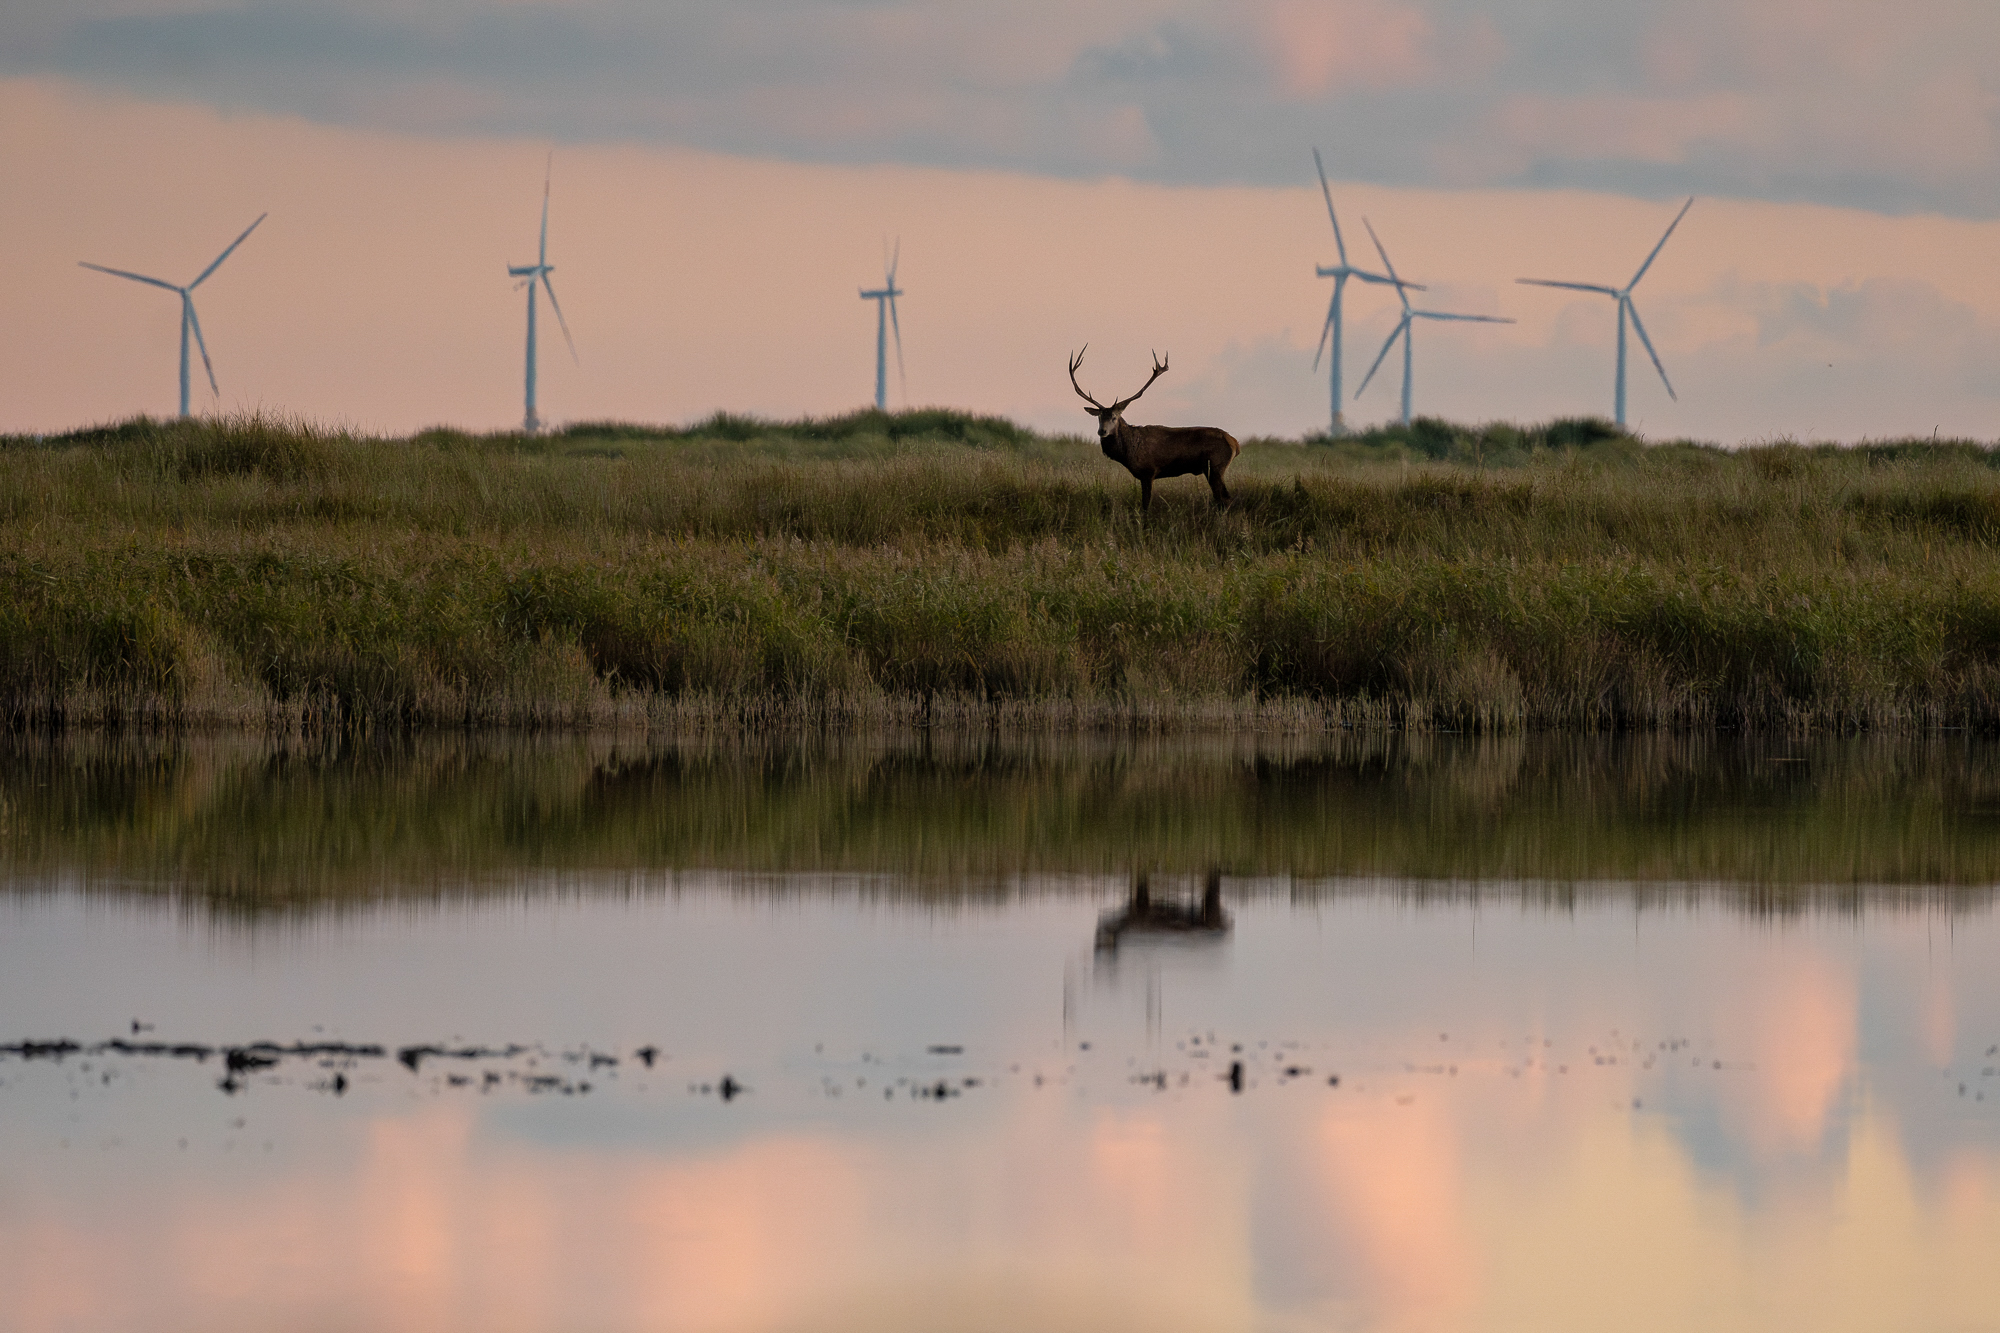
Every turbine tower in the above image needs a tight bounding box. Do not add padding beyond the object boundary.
[1354,219,1515,426]
[507,156,577,433]
[1310,149,1418,436]
[859,241,904,412]
[79,214,267,419]
[1516,197,1693,428]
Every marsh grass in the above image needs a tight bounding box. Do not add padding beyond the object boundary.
[6,409,2000,732]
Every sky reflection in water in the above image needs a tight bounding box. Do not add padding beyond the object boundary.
[2,880,1996,1332]
[1,735,1998,1331]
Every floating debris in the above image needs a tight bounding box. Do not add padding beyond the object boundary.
[0,1036,660,1098]
[396,1044,529,1073]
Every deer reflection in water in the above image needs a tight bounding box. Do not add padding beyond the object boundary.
[1095,869,1231,953]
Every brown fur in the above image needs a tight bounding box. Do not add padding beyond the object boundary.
[1069,348,1239,512]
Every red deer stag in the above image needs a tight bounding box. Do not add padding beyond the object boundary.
[1069,347,1239,512]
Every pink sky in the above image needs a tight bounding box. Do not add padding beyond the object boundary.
[6,75,2000,441]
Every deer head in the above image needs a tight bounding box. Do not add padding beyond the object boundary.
[1069,347,1169,442]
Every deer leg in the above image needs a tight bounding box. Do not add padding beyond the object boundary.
[1207,460,1232,508]
[1139,475,1154,512]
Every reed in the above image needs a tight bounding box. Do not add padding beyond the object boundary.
[4,410,2000,732]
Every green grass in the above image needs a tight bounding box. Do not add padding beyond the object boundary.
[6,409,2000,732]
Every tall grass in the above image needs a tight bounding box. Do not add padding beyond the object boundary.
[5,409,2000,732]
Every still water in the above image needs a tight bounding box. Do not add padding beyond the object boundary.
[2,733,1998,1332]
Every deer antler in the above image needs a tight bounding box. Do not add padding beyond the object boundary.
[1112,351,1169,413]
[1069,346,1107,411]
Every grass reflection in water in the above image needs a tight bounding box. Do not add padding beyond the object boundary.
[4,730,2000,913]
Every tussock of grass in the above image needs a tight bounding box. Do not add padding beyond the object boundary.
[4,409,2000,732]
[1298,413,1649,467]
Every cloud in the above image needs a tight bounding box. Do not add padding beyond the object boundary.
[1729,276,2000,403]
[1248,0,1445,100]
[1636,275,2000,441]
[1479,93,1762,174]
[8,73,2000,442]
[8,1,2000,217]
[1169,334,1333,439]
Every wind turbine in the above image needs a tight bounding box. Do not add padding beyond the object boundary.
[1516,197,1693,428]
[1311,148,1419,436]
[1355,220,1515,426]
[79,213,267,419]
[859,240,904,412]
[507,156,577,433]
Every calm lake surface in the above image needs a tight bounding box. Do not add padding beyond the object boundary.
[3,732,1998,1332]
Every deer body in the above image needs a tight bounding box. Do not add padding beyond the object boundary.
[1070,348,1239,512]
[1098,419,1239,511]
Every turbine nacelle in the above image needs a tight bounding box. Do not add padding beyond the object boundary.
[1316,264,1410,286]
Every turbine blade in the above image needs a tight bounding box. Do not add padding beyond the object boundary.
[1313,148,1348,267]
[1626,299,1676,400]
[1516,279,1620,296]
[189,213,267,290]
[1415,312,1516,324]
[1356,317,1407,398]
[889,237,900,285]
[540,153,552,267]
[1312,294,1337,370]
[78,262,181,293]
[1363,219,1411,312]
[1628,196,1694,291]
[889,294,905,400]
[185,298,220,398]
[542,274,577,362]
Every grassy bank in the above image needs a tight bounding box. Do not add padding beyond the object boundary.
[5,410,2000,732]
